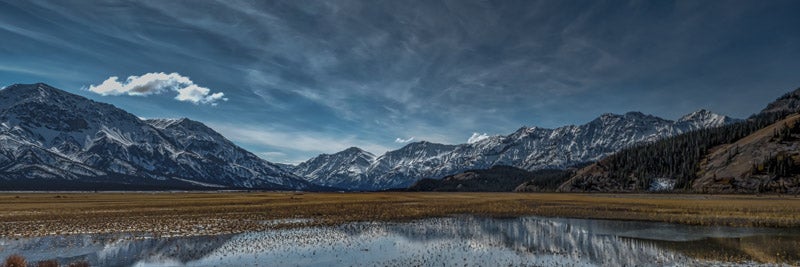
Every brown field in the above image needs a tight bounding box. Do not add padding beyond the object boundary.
[1,192,799,238]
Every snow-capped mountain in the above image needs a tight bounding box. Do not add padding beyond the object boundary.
[676,109,739,129]
[295,110,740,190]
[0,83,315,190]
[293,147,376,188]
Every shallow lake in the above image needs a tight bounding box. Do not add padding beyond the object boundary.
[2,216,799,266]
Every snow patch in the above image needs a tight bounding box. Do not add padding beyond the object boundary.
[649,178,675,192]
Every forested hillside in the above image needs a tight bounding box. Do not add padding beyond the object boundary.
[560,88,800,193]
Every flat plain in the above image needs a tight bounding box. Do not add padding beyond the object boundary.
[1,192,799,238]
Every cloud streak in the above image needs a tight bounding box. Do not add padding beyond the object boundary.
[88,72,227,105]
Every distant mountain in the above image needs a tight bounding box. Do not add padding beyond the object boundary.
[0,83,317,190]
[560,86,800,193]
[295,109,739,190]
[293,147,375,189]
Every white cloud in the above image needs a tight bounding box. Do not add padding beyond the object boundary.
[467,132,490,144]
[88,72,228,105]
[394,137,414,143]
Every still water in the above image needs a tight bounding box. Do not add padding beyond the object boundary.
[2,216,799,266]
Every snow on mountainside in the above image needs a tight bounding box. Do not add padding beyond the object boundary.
[676,109,739,129]
[293,147,375,188]
[295,110,740,190]
[0,83,315,190]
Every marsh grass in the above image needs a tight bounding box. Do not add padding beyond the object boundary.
[1,193,799,238]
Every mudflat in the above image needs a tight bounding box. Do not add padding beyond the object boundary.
[1,192,799,238]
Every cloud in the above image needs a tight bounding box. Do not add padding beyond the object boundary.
[467,133,490,144]
[88,72,227,105]
[394,137,414,143]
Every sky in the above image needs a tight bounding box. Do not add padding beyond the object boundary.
[1,0,799,164]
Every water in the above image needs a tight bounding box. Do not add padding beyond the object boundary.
[2,216,799,266]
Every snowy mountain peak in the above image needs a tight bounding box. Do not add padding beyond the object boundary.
[678,109,713,121]
[341,146,372,155]
[624,111,646,117]
[1,83,77,104]
[510,126,542,139]
[677,109,740,128]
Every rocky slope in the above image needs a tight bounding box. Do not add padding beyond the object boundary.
[296,110,738,190]
[0,83,316,190]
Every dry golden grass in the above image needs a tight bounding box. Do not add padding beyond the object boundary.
[1,192,799,237]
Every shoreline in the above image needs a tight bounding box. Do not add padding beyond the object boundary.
[2,192,799,238]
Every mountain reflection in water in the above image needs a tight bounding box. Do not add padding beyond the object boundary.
[1,216,798,266]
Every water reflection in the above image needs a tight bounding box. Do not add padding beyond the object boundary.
[1,216,798,266]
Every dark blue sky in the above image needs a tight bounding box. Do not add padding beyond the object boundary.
[1,0,799,163]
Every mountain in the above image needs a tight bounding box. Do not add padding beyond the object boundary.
[296,110,739,190]
[407,165,572,192]
[559,86,800,193]
[0,83,316,190]
[292,147,375,189]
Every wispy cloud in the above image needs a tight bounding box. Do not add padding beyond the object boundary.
[394,137,414,143]
[2,0,798,163]
[87,72,227,105]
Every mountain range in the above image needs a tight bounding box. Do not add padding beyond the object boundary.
[6,82,789,193]
[0,83,317,190]
[292,109,739,190]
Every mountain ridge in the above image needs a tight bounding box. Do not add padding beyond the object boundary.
[295,108,739,190]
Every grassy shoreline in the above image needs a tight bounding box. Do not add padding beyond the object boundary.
[1,192,799,238]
